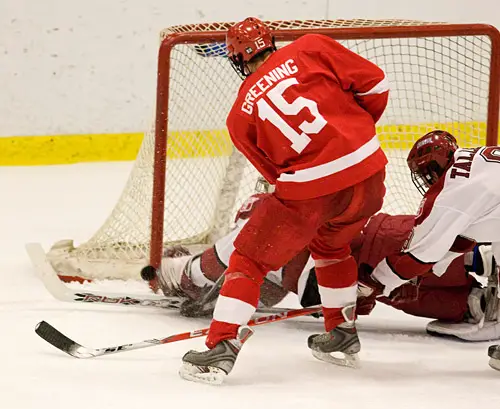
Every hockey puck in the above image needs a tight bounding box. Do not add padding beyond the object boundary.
[140,265,157,281]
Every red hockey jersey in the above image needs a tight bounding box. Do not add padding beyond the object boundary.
[226,33,389,200]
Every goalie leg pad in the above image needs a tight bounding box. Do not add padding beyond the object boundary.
[426,319,500,342]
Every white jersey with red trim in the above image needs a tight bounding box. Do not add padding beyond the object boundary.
[373,146,500,294]
[409,146,500,261]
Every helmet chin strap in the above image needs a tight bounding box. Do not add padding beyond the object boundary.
[228,55,248,80]
[242,63,253,77]
[425,170,439,186]
[229,46,277,80]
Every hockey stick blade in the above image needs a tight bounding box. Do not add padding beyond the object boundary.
[35,320,162,358]
[35,305,322,359]
[35,321,96,358]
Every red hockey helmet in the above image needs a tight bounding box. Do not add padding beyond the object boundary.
[226,17,275,77]
[407,130,458,195]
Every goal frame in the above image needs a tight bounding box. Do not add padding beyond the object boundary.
[150,23,500,271]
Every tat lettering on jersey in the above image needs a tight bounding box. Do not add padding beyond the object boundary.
[450,147,479,179]
[241,59,298,115]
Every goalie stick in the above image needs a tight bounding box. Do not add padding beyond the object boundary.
[25,243,186,310]
[25,243,297,315]
[35,305,322,359]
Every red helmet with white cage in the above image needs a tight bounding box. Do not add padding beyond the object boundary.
[226,17,275,77]
[407,130,458,195]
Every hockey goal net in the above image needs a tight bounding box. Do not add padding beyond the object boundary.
[47,19,500,282]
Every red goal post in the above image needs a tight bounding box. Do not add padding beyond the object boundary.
[44,20,500,283]
[150,20,500,271]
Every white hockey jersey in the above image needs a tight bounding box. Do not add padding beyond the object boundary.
[373,146,500,295]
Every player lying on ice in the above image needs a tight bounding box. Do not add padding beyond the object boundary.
[158,187,499,344]
[358,129,500,372]
[176,16,390,384]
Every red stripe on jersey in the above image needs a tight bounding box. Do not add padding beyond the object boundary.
[275,147,387,200]
[415,171,446,226]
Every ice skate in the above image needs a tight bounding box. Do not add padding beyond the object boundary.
[179,326,253,385]
[307,321,361,368]
[488,344,500,371]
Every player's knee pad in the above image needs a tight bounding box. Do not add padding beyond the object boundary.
[226,250,268,285]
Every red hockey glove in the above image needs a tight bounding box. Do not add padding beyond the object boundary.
[356,263,384,315]
[357,263,419,315]
[356,295,376,315]
[384,280,419,305]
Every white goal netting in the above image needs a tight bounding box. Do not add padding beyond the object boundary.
[47,19,497,281]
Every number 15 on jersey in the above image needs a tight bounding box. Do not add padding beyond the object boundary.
[256,78,327,153]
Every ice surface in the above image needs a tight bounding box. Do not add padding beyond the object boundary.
[1,162,499,409]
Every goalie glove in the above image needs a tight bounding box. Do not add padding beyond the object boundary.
[179,276,289,318]
[180,278,222,318]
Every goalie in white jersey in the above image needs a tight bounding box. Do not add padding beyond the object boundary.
[358,130,500,370]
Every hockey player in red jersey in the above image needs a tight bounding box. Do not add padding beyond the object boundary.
[179,17,389,384]
[358,130,500,361]
[160,191,499,342]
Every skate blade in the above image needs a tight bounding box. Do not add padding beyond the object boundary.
[179,362,226,385]
[489,357,500,372]
[311,350,360,369]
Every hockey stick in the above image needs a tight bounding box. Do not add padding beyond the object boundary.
[26,242,187,310]
[25,243,302,316]
[35,305,322,359]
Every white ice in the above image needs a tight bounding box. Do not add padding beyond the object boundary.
[1,162,499,409]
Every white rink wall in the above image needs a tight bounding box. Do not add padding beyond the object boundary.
[1,0,499,137]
